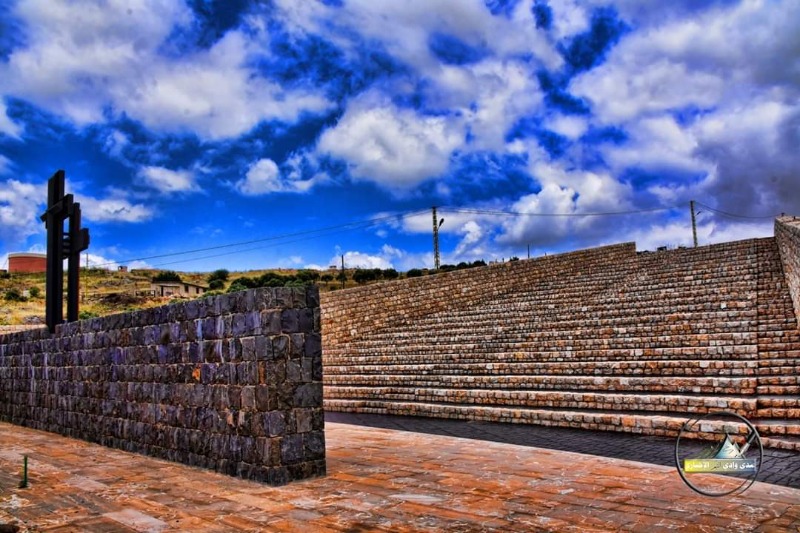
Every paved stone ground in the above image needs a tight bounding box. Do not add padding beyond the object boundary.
[1,421,800,532]
[327,412,800,490]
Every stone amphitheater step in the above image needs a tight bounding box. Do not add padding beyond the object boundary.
[323,374,756,394]
[324,387,757,416]
[325,346,760,365]
[322,359,760,377]
[324,399,798,443]
[753,419,800,438]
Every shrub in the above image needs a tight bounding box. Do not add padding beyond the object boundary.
[406,268,424,278]
[208,279,225,290]
[296,270,321,284]
[79,310,99,320]
[353,269,381,284]
[4,288,26,302]
[383,268,399,280]
[152,270,182,283]
[320,273,334,283]
[208,269,229,283]
[28,287,41,298]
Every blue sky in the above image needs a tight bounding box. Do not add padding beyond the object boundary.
[1,0,798,272]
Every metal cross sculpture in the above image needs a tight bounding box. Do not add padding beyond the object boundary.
[39,170,90,332]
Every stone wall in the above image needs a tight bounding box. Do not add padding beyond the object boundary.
[0,287,325,485]
[776,216,800,327]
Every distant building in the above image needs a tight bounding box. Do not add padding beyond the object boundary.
[150,281,209,298]
[118,265,128,272]
[8,253,47,273]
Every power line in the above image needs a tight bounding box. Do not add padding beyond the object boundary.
[693,202,778,220]
[94,208,429,269]
[442,205,675,217]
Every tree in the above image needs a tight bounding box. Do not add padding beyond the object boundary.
[152,271,181,283]
[406,268,424,278]
[353,269,379,284]
[296,270,321,284]
[382,268,399,280]
[208,269,229,283]
[321,273,334,284]
[208,279,225,290]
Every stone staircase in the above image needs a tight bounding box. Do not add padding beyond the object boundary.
[322,235,800,450]
[754,239,800,449]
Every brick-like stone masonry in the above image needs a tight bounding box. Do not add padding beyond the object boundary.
[776,215,800,327]
[322,220,800,450]
[0,287,325,485]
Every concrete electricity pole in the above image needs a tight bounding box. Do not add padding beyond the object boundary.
[432,207,444,270]
[690,200,698,248]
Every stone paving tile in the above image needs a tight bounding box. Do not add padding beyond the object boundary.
[327,412,800,489]
[1,421,799,532]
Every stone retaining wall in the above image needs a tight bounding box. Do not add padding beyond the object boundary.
[776,216,800,327]
[0,287,325,485]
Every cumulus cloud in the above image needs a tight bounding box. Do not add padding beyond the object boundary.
[234,157,324,195]
[318,93,464,190]
[692,100,800,217]
[0,155,13,175]
[1,0,331,139]
[78,195,155,224]
[0,179,44,245]
[337,251,394,270]
[138,166,199,194]
[0,100,23,138]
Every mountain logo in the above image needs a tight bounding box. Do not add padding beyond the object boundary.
[675,411,762,497]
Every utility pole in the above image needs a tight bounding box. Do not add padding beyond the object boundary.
[340,254,345,290]
[432,206,444,270]
[527,244,530,260]
[690,200,698,248]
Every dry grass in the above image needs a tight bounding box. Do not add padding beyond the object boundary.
[0,267,367,324]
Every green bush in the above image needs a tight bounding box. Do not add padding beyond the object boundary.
[406,268,424,278]
[152,270,182,283]
[208,269,229,283]
[208,279,225,290]
[28,287,41,298]
[79,310,99,320]
[4,288,26,302]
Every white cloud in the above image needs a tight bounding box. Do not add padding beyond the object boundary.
[0,155,13,175]
[82,198,154,223]
[0,100,23,138]
[625,217,774,252]
[692,100,800,216]
[0,179,44,245]
[318,93,464,190]
[272,0,562,72]
[138,166,199,194]
[77,194,155,223]
[544,114,589,140]
[102,129,130,160]
[571,59,724,123]
[571,1,800,124]
[337,251,394,270]
[603,114,707,174]
[2,1,332,139]
[235,157,324,195]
